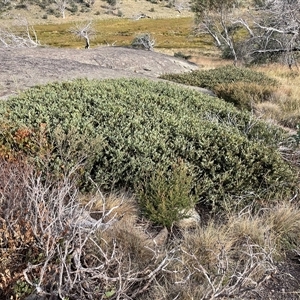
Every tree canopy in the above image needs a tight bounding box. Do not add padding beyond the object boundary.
[192,0,300,66]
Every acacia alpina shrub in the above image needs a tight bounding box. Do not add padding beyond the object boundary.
[0,78,296,209]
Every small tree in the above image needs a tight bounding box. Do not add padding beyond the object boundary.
[70,22,95,49]
[137,162,197,229]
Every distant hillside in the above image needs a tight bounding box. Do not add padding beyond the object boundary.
[0,0,193,25]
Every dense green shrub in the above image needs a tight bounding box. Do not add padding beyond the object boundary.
[0,78,296,208]
[160,65,277,110]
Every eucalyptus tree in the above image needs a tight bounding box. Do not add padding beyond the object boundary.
[192,0,300,66]
[192,0,244,64]
[244,0,300,66]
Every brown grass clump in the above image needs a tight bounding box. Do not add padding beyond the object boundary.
[1,152,300,299]
[147,201,300,300]
[266,203,300,251]
[79,190,138,224]
[252,64,300,129]
[214,81,277,110]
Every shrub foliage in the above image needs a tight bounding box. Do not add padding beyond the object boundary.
[0,78,296,208]
[160,65,278,110]
[137,161,197,228]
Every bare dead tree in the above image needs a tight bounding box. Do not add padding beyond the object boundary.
[0,18,40,48]
[70,21,95,49]
[54,0,68,18]
[192,0,241,64]
[243,0,300,67]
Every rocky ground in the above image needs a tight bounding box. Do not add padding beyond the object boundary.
[0,46,216,99]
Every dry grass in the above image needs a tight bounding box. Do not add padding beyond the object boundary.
[129,201,300,299]
[249,64,300,129]
[1,155,300,299]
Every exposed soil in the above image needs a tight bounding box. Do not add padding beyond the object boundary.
[261,254,300,299]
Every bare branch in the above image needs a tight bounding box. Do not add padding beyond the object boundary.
[0,18,40,48]
[70,21,95,49]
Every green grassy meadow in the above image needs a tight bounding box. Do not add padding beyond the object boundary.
[34,17,212,49]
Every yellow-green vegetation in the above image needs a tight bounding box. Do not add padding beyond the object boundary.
[0,78,295,211]
[160,65,278,110]
[33,17,212,49]
[253,64,300,129]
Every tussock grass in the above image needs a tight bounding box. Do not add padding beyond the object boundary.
[250,64,300,129]
[266,203,300,250]
[1,155,300,299]
[181,222,234,267]
[145,204,296,299]
[79,190,138,224]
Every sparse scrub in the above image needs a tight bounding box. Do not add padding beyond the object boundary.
[0,157,299,299]
[0,158,173,299]
[0,78,296,210]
